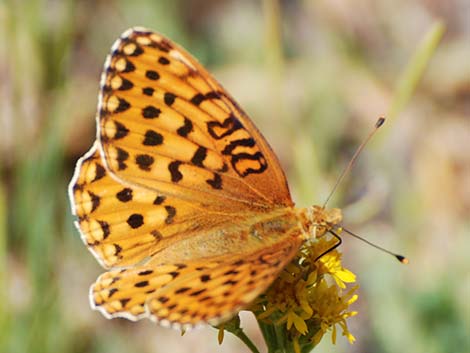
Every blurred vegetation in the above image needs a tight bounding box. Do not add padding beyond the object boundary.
[0,1,469,353]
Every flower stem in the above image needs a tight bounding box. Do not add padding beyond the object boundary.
[230,327,261,353]
[258,320,297,353]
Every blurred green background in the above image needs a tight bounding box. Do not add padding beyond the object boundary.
[0,0,469,352]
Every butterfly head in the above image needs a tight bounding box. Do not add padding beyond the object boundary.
[300,205,343,240]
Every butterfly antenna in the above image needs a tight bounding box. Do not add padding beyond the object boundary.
[342,227,408,264]
[323,117,386,208]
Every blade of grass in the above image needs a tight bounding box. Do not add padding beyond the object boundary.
[387,21,446,122]
[0,176,8,349]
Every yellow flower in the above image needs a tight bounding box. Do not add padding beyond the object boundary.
[311,242,356,289]
[252,236,358,348]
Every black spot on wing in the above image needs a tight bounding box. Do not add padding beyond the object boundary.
[158,296,169,303]
[93,164,106,181]
[231,152,267,177]
[164,206,176,224]
[146,70,160,80]
[169,271,179,278]
[190,91,221,106]
[205,91,221,100]
[142,106,161,119]
[135,154,154,171]
[207,114,243,140]
[175,287,190,294]
[158,56,170,65]
[143,130,164,146]
[115,97,131,113]
[73,183,84,193]
[127,213,144,229]
[200,274,211,282]
[168,161,183,182]
[88,191,100,212]
[153,195,166,205]
[127,44,144,57]
[151,230,163,240]
[122,60,135,73]
[113,121,129,139]
[120,298,131,307]
[142,87,154,96]
[151,39,173,52]
[139,270,153,276]
[190,289,206,297]
[116,188,133,202]
[190,93,204,106]
[97,220,110,240]
[116,148,129,170]
[118,78,134,90]
[135,280,149,288]
[176,117,193,137]
[191,146,207,167]
[222,138,255,155]
[206,173,222,190]
[164,92,176,106]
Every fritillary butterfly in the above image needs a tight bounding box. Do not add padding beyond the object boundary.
[69,27,343,329]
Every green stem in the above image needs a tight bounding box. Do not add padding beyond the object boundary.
[0,174,7,348]
[258,320,297,353]
[258,320,277,353]
[230,327,262,353]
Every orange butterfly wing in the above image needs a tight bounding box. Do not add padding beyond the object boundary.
[70,144,303,325]
[69,28,304,327]
[97,28,292,210]
[91,235,301,328]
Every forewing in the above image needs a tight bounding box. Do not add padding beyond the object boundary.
[97,27,292,210]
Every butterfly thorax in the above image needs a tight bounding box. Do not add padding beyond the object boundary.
[297,205,343,240]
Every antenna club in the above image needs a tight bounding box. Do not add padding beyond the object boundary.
[342,227,408,264]
[376,117,386,128]
[396,255,409,264]
[322,116,386,208]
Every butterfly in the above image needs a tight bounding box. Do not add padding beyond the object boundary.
[69,27,343,330]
